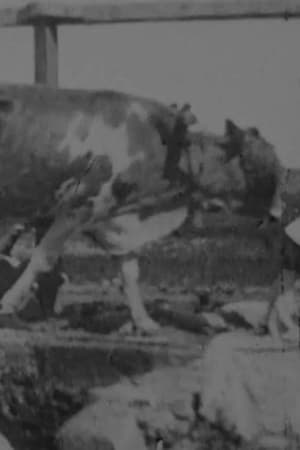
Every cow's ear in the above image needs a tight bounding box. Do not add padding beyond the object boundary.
[248,127,260,138]
[182,103,191,112]
[225,119,242,138]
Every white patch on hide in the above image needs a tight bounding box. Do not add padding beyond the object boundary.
[104,207,188,254]
[59,113,85,160]
[58,110,147,216]
[127,102,149,122]
[59,112,145,176]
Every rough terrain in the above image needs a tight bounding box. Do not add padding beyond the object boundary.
[0,213,298,450]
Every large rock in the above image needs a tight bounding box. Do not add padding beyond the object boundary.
[200,331,300,446]
[88,367,201,447]
[56,400,147,450]
[220,300,269,330]
[0,433,14,450]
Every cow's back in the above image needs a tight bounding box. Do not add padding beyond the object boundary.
[0,84,176,220]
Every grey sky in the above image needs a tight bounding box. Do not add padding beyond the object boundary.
[0,18,299,166]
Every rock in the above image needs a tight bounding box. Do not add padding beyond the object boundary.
[217,282,236,295]
[285,217,300,245]
[57,401,147,450]
[200,312,228,331]
[200,332,261,441]
[0,433,14,450]
[88,366,202,448]
[137,408,179,444]
[257,434,291,449]
[220,300,269,330]
[200,331,300,445]
[88,382,158,408]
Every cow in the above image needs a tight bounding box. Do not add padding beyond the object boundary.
[0,83,201,334]
[201,119,300,343]
[219,119,286,221]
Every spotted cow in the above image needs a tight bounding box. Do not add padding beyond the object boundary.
[0,84,201,334]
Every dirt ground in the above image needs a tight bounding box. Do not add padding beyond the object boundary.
[1,216,297,450]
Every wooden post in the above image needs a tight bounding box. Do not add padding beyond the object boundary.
[34,22,58,87]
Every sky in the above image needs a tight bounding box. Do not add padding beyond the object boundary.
[0,15,299,167]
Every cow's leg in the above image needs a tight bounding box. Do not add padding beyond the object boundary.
[267,306,283,345]
[120,255,159,334]
[0,209,89,317]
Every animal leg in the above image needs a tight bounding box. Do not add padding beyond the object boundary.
[276,292,299,342]
[267,305,283,345]
[0,209,88,316]
[121,256,159,334]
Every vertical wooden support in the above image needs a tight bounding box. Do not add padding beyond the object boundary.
[34,23,58,87]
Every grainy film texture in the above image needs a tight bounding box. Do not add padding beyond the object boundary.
[0,1,299,449]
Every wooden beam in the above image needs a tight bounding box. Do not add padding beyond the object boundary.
[0,7,20,26]
[17,0,300,24]
[34,23,58,86]
[1,0,300,26]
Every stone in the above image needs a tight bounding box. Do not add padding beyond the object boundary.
[87,366,202,448]
[88,382,158,408]
[0,433,14,450]
[200,312,228,331]
[137,408,179,444]
[200,331,300,445]
[56,400,147,450]
[220,300,269,330]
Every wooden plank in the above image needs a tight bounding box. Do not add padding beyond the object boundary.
[34,23,58,86]
[17,0,300,24]
[0,7,20,26]
[1,0,300,26]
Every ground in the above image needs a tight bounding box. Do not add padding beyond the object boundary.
[0,213,297,450]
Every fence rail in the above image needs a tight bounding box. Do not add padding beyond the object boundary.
[0,0,299,86]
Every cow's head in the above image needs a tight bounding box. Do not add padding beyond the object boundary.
[179,129,247,212]
[220,119,283,217]
[219,119,269,163]
[179,118,283,217]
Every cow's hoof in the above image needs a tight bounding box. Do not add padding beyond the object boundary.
[282,330,299,343]
[0,313,29,330]
[134,317,160,335]
[119,317,160,336]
